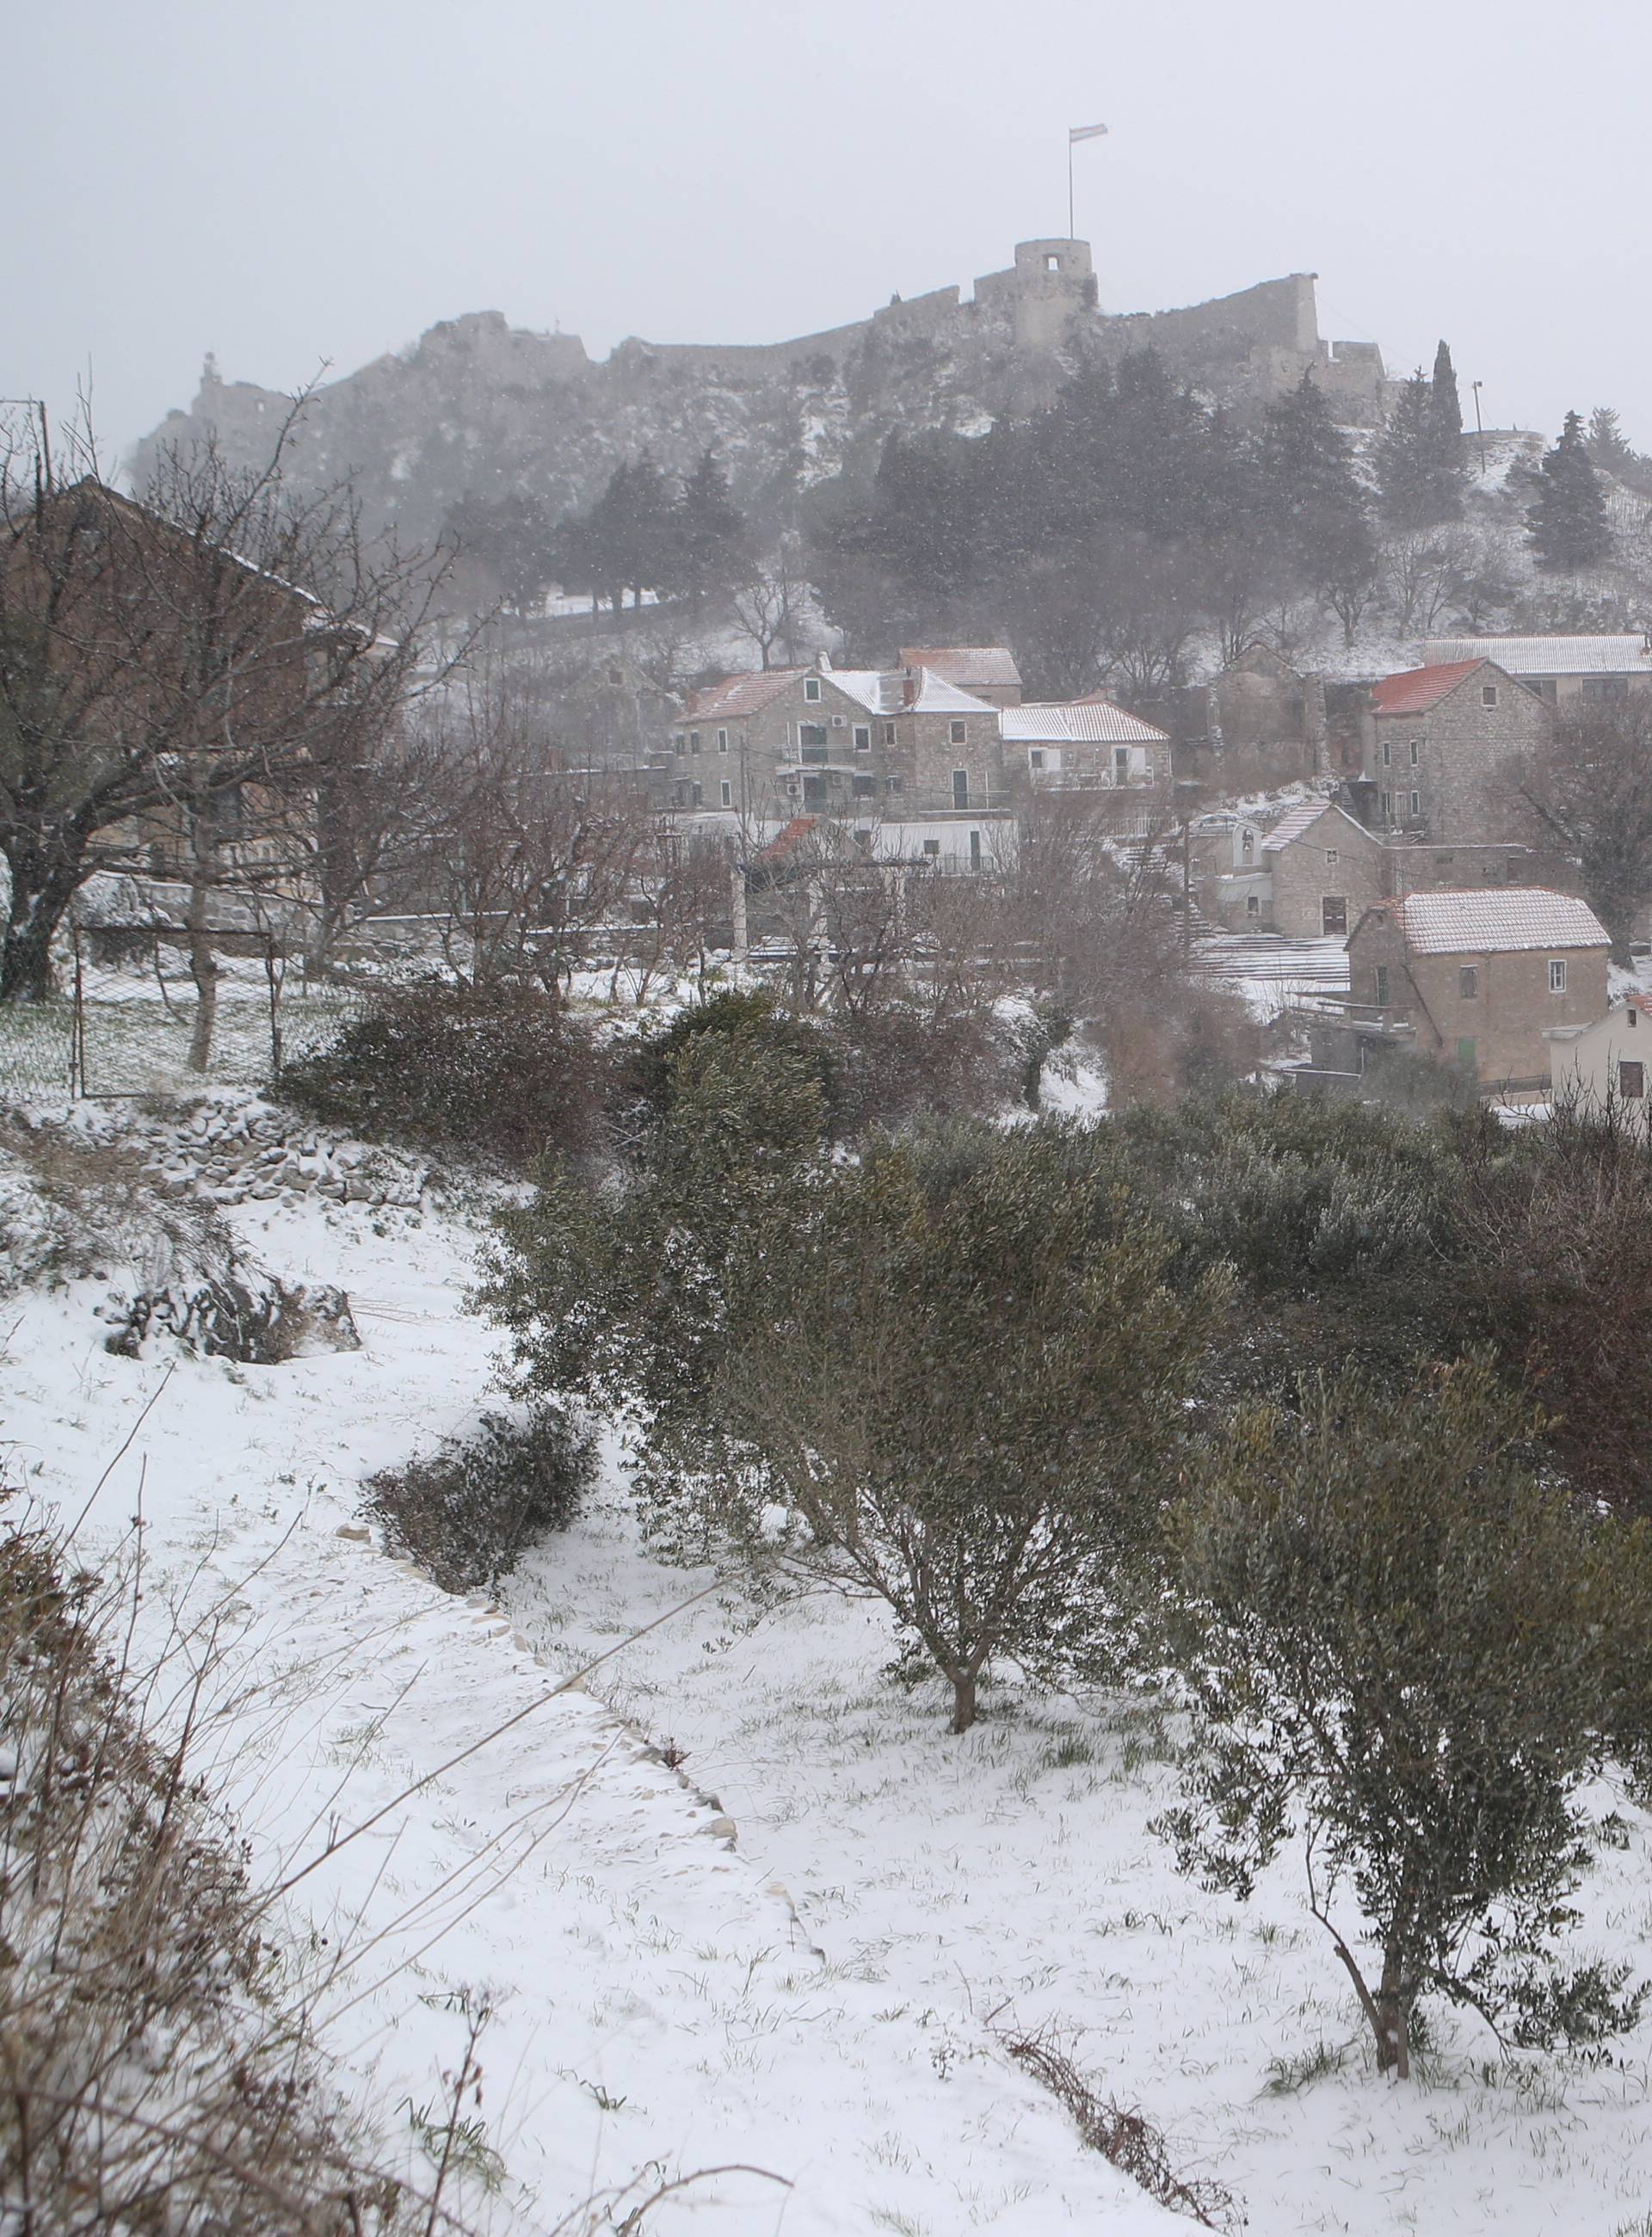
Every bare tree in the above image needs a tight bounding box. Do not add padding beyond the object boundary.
[416,662,647,993]
[727,540,815,672]
[1512,699,1652,964]
[0,399,447,1008]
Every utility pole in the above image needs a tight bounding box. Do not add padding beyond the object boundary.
[1471,380,1488,479]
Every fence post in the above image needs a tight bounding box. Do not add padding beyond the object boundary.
[264,938,284,1080]
[71,923,86,1100]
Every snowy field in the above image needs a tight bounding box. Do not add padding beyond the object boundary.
[6,1139,1652,2233]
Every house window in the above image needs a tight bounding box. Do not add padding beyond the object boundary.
[1584,676,1629,703]
[690,781,702,805]
[799,723,829,761]
[1375,964,1390,1006]
[1030,749,1045,771]
[1549,958,1568,993]
[922,838,940,857]
[1325,848,1339,867]
[886,774,903,794]
[884,721,897,745]
[803,774,827,804]
[1459,965,1478,999]
[1482,685,1499,706]
[970,829,983,868]
[1621,1060,1646,1100]
[1114,748,1130,781]
[804,676,821,701]
[674,734,687,757]
[1629,1007,1640,1029]
[1381,741,1392,767]
[852,774,875,798]
[1322,895,1347,936]
[689,730,700,755]
[854,725,871,753]
[1380,791,1392,821]
[950,718,967,745]
[1409,740,1420,766]
[215,783,245,837]
[1246,894,1261,919]
[952,770,970,808]
[719,780,731,806]
[717,729,729,753]
[1409,792,1421,818]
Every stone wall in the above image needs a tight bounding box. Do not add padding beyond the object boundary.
[1349,921,1607,1084]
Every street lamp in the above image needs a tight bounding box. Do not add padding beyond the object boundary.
[1470,380,1488,479]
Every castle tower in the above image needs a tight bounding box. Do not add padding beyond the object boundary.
[1011,239,1097,351]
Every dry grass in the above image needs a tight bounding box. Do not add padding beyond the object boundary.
[0,1501,468,2234]
[992,2018,1240,2230]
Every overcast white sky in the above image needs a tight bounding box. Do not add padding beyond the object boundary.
[6,0,1646,466]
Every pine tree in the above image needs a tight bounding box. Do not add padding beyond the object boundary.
[1587,405,1636,476]
[1376,364,1464,531]
[1529,410,1614,571]
[1256,373,1375,626]
[668,447,749,610]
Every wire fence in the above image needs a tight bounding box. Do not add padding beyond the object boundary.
[0,928,364,1104]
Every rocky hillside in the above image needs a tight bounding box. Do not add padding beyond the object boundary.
[131,240,1390,552]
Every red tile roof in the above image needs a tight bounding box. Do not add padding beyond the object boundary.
[757,815,818,862]
[684,668,810,722]
[1369,659,1486,717]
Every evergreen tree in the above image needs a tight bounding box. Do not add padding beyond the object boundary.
[1376,366,1464,531]
[1255,374,1376,627]
[1529,410,1614,571]
[442,490,558,614]
[1428,340,1464,449]
[1587,404,1636,476]
[555,453,677,614]
[667,447,749,610]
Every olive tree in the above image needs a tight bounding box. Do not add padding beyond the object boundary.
[1159,1353,1649,2078]
[708,1125,1225,1730]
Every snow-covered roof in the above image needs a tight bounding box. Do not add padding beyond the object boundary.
[898,644,1022,690]
[1370,660,1487,717]
[1001,696,1168,745]
[904,668,996,715]
[1261,799,1369,851]
[1424,635,1652,678]
[1372,889,1609,955]
[823,668,898,714]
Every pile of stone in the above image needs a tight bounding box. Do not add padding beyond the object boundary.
[126,1098,427,1212]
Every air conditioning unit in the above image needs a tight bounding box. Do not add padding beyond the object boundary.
[831,715,845,728]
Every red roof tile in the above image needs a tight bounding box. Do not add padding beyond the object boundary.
[685,668,810,722]
[1369,660,1486,717]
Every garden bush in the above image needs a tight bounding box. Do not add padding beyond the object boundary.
[280,982,601,1167]
[361,1405,596,1593]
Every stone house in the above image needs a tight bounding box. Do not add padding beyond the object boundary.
[898,645,1023,708]
[1000,697,1170,792]
[1424,634,1652,711]
[677,659,1012,817]
[1347,888,1609,1090]
[1547,992,1652,1106]
[1365,657,1550,844]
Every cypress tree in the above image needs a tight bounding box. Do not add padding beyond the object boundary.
[1377,363,1464,530]
[669,448,749,610]
[1529,410,1614,571]
[1257,373,1375,607]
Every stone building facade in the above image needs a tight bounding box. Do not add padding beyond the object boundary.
[1364,658,1551,846]
[1346,889,1608,1089]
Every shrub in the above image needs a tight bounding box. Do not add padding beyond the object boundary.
[361,1406,595,1593]
[620,987,835,1142]
[1161,1353,1651,2080]
[280,982,601,1166]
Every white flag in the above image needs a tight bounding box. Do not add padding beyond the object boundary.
[1069,122,1109,144]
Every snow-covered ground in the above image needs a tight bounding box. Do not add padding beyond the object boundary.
[7,1124,1652,2234]
[0,1150,1174,2233]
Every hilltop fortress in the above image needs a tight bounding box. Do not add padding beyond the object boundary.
[136,239,1390,550]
